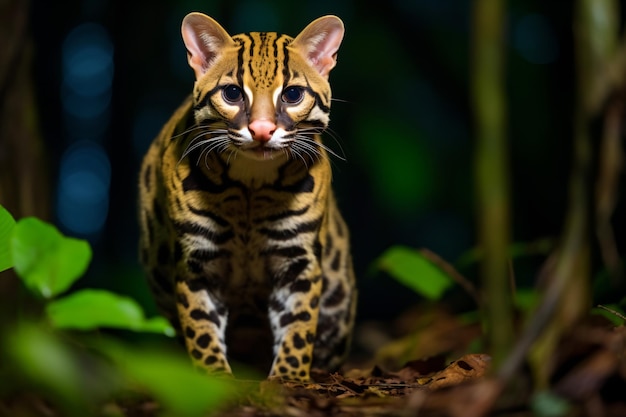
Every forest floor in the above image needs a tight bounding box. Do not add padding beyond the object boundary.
[118,307,626,417]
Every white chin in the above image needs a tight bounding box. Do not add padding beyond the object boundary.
[241,146,283,161]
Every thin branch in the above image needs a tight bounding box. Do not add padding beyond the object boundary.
[471,0,513,367]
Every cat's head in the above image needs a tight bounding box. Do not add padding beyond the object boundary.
[181,13,344,162]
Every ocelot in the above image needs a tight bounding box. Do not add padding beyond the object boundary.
[138,13,356,381]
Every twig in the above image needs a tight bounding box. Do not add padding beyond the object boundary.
[419,248,481,307]
[595,97,624,282]
[597,305,626,322]
[0,0,29,113]
[471,0,513,368]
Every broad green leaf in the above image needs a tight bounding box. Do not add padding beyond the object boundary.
[0,205,16,272]
[11,217,91,298]
[101,341,237,416]
[377,246,454,300]
[47,289,175,336]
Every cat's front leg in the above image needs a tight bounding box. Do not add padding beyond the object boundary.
[176,279,231,374]
[268,261,323,381]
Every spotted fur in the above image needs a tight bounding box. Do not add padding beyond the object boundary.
[138,13,356,381]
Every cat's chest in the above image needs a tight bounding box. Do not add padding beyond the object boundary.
[225,152,289,187]
[198,187,305,283]
[178,153,316,228]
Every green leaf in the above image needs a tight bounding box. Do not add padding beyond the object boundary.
[11,217,91,298]
[7,323,85,408]
[101,341,237,416]
[531,391,570,417]
[376,246,454,300]
[591,304,626,326]
[0,205,16,272]
[514,288,540,313]
[46,289,175,336]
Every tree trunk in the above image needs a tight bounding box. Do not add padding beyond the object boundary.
[0,0,50,321]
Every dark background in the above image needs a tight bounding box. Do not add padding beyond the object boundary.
[26,0,625,323]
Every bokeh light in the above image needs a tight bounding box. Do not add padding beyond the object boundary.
[57,23,113,240]
[61,23,113,123]
[57,142,111,237]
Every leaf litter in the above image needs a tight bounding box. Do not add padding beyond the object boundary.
[111,308,625,417]
[4,306,625,416]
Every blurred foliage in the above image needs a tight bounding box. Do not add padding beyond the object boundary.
[11,217,91,298]
[591,304,626,327]
[368,0,625,390]
[0,205,238,416]
[531,391,571,417]
[0,206,15,272]
[0,205,173,336]
[46,289,173,334]
[375,246,454,300]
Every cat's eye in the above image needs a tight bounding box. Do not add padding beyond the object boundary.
[281,86,304,104]
[222,85,243,103]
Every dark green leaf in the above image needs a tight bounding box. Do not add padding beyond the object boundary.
[11,217,91,298]
[591,304,626,326]
[0,205,16,272]
[514,288,540,313]
[46,289,175,336]
[377,246,454,300]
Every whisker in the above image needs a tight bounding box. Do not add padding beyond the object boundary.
[226,148,238,165]
[201,146,210,168]
[172,123,228,140]
[294,139,322,161]
[182,135,228,162]
[296,135,345,162]
[322,127,347,159]
[171,125,205,140]
[197,141,217,166]
[200,138,229,170]
[292,141,320,166]
[296,126,347,161]
[289,145,309,169]
[182,137,210,159]
[177,127,231,169]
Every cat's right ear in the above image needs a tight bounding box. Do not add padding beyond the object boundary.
[181,13,233,79]
[291,15,344,79]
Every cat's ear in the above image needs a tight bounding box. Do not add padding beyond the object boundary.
[291,16,344,79]
[181,13,234,79]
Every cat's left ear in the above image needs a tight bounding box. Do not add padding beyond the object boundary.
[182,13,234,79]
[291,16,344,79]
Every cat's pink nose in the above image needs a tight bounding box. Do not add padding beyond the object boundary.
[249,119,276,142]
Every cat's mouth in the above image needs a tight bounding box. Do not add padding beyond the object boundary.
[239,142,286,161]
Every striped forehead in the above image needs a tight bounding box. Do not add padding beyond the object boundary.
[233,32,293,89]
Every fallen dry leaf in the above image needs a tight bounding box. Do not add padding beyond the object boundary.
[422,353,491,390]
